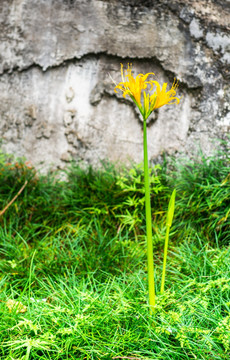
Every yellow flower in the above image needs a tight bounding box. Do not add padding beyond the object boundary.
[114,64,180,120]
[149,79,180,110]
[114,63,155,116]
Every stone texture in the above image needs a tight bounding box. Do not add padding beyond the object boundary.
[0,0,229,170]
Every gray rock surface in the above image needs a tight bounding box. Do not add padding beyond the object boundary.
[0,0,229,170]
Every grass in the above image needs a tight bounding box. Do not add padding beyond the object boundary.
[0,142,229,359]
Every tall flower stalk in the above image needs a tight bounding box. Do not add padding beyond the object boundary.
[143,118,156,312]
[114,63,180,313]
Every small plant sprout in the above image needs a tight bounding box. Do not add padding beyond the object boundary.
[114,63,180,314]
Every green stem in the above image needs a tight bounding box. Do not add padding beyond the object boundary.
[143,119,155,314]
[160,225,170,295]
[160,189,176,295]
[28,250,36,309]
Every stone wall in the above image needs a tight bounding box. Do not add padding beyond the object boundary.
[0,0,229,170]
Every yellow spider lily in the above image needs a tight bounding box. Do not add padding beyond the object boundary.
[113,64,180,314]
[114,63,155,117]
[114,64,180,120]
[149,79,180,110]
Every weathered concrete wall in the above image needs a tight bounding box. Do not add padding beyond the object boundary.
[0,0,229,170]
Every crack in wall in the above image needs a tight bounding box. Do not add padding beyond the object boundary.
[0,51,206,93]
